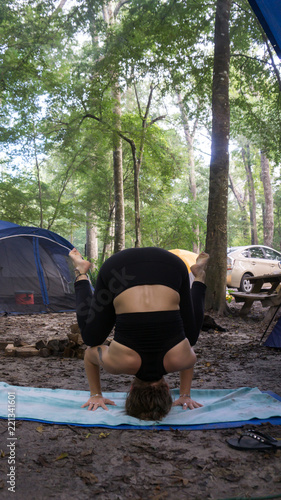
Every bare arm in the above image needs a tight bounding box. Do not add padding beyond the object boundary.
[172,367,203,410]
[179,366,194,396]
[81,347,116,411]
[84,347,103,395]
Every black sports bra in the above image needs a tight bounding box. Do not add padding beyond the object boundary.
[114,310,186,381]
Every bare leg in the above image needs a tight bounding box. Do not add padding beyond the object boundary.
[190,252,209,283]
[69,248,91,281]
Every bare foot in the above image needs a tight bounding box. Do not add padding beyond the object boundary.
[69,248,91,274]
[190,252,209,282]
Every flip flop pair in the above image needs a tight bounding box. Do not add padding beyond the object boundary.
[227,429,281,451]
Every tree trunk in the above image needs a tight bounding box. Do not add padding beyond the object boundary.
[124,83,166,248]
[132,83,165,248]
[242,145,258,244]
[205,0,231,313]
[32,126,43,228]
[131,140,141,248]
[101,203,115,263]
[112,86,125,253]
[229,173,249,241]
[86,213,98,269]
[260,151,274,247]
[103,2,125,254]
[177,93,200,253]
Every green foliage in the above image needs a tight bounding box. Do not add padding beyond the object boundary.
[1,0,281,256]
[0,171,40,225]
[229,1,281,160]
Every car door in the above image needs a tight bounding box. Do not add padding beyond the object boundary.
[247,246,269,276]
[261,247,281,274]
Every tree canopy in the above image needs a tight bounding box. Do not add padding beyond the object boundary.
[1,0,281,310]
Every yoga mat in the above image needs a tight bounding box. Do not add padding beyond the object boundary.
[1,382,281,429]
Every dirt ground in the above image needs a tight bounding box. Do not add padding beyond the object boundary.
[0,302,281,500]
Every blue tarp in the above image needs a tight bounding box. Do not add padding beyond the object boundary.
[248,0,281,58]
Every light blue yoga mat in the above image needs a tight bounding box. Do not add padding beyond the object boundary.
[1,382,281,429]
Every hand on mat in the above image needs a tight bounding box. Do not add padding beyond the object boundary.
[81,395,116,412]
[172,396,203,411]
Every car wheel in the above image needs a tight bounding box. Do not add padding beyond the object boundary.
[239,273,253,293]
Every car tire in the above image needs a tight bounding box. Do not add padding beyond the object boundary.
[239,273,253,293]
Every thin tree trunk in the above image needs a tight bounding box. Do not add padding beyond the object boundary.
[33,143,43,228]
[55,0,68,10]
[32,125,44,228]
[123,83,166,248]
[47,153,87,230]
[103,2,125,254]
[132,83,152,248]
[85,1,125,254]
[112,85,125,253]
[101,203,115,263]
[130,140,141,248]
[260,151,274,246]
[177,93,200,252]
[205,0,231,313]
[86,213,98,269]
[229,173,249,241]
[242,145,258,244]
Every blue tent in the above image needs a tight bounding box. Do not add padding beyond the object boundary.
[248,0,281,58]
[0,221,76,314]
[264,316,281,348]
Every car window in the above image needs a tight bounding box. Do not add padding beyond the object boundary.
[241,250,251,258]
[263,248,281,260]
[248,247,265,258]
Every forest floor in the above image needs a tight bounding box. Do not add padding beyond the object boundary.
[0,301,281,500]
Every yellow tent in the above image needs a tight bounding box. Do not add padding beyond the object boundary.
[169,249,198,273]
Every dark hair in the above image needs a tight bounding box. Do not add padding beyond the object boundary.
[125,377,172,421]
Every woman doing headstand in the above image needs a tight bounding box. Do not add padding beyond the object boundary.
[69,247,208,421]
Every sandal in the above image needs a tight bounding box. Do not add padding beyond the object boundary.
[227,428,281,451]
